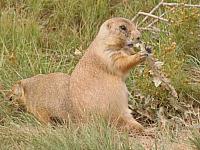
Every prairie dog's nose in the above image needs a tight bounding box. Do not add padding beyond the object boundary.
[131,29,141,41]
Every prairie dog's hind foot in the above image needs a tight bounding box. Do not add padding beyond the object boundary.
[120,109,145,132]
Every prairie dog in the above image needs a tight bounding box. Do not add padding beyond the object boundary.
[69,17,148,131]
[9,17,148,131]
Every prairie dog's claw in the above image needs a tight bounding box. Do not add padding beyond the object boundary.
[137,50,148,62]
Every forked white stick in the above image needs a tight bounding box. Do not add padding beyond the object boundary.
[138,0,164,26]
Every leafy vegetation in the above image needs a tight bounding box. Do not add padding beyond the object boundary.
[0,0,199,149]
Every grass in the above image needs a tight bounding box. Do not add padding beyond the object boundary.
[0,0,200,149]
[190,131,200,150]
[0,120,137,150]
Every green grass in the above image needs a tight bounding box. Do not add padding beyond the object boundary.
[0,0,199,149]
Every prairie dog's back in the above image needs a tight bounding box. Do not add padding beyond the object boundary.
[10,73,71,123]
[23,73,70,110]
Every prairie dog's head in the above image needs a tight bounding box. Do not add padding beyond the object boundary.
[96,17,141,50]
[7,82,26,108]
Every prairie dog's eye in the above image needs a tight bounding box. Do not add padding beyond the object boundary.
[119,25,127,31]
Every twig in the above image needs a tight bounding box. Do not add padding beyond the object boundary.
[162,2,200,8]
[147,6,176,28]
[138,0,164,26]
[137,12,168,23]
[132,2,200,26]
[147,12,166,27]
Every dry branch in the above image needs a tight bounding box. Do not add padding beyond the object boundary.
[132,2,200,28]
[147,55,178,99]
[136,12,168,23]
[138,0,164,26]
[147,13,166,27]
[162,2,200,8]
[135,42,178,98]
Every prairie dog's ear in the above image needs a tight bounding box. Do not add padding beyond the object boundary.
[107,21,113,29]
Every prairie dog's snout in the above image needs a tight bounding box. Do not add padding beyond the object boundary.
[131,28,141,41]
[126,25,141,48]
[129,28,141,45]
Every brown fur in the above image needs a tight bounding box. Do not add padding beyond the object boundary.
[9,17,148,131]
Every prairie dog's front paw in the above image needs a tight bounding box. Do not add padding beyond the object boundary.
[137,51,148,62]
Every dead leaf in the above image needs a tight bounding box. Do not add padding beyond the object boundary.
[152,76,162,87]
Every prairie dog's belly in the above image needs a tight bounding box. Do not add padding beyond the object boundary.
[73,73,129,116]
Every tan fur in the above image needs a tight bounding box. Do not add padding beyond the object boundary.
[9,73,71,124]
[9,17,148,131]
[70,18,147,131]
